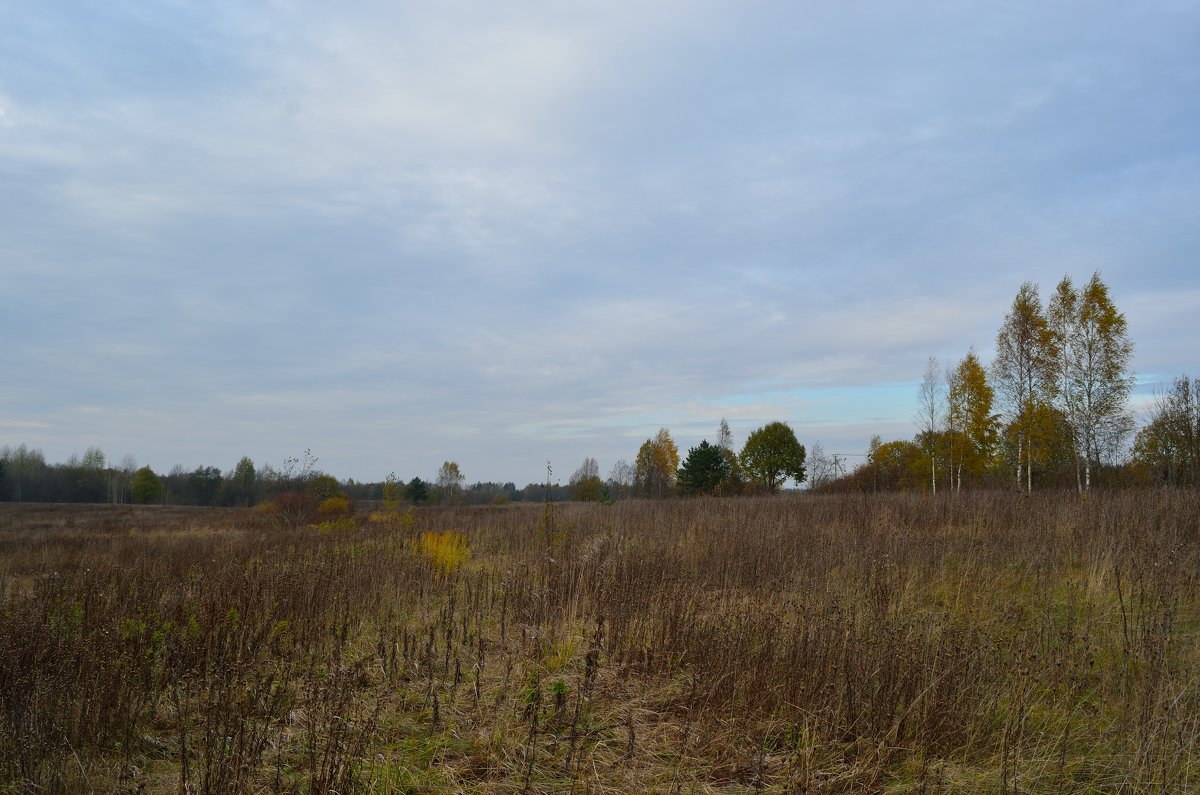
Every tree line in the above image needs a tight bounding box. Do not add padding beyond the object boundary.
[825,273,1196,493]
[564,418,808,501]
[0,446,574,508]
[0,416,810,509]
[2,273,1195,506]
[0,447,289,507]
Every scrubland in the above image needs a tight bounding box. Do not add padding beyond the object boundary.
[1,492,1198,793]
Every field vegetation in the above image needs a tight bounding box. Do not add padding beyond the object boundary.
[1,492,1198,793]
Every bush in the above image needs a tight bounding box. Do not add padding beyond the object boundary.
[414,530,469,575]
[131,466,162,504]
[269,491,315,529]
[311,517,356,532]
[317,496,351,516]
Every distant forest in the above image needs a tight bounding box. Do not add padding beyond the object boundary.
[3,274,1198,509]
[0,447,565,508]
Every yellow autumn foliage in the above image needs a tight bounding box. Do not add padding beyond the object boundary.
[414,530,469,575]
[317,496,351,516]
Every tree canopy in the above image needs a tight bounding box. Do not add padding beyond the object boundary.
[569,457,605,501]
[740,422,806,492]
[435,462,464,504]
[407,477,430,505]
[1133,376,1200,487]
[634,428,679,498]
[992,281,1056,492]
[677,441,730,496]
[131,467,162,505]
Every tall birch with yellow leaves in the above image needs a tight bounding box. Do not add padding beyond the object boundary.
[992,282,1056,492]
[1050,272,1135,492]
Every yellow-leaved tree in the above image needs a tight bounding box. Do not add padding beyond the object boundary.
[945,348,999,491]
[1049,272,1135,493]
[633,428,679,498]
[992,282,1056,492]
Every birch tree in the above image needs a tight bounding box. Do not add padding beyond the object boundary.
[915,355,944,494]
[436,461,465,504]
[866,435,883,493]
[716,417,742,494]
[1048,273,1135,492]
[634,428,679,497]
[1068,273,1135,490]
[945,364,966,492]
[992,282,1056,492]
[946,352,997,492]
[1048,276,1083,491]
[809,441,834,491]
[607,459,635,500]
[569,457,605,501]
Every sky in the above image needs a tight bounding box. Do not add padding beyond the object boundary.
[2,1,1198,486]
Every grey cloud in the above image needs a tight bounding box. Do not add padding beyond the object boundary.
[2,1,1197,483]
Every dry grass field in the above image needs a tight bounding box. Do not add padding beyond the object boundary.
[1,492,1198,793]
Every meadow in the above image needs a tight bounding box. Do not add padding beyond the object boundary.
[0,492,1197,793]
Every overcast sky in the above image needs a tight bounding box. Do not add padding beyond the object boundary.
[2,1,1198,485]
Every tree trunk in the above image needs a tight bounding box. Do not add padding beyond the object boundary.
[1026,435,1033,493]
[1016,436,1023,492]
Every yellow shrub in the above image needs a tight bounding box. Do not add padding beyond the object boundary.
[370,506,415,525]
[310,517,357,533]
[414,530,469,575]
[318,496,351,516]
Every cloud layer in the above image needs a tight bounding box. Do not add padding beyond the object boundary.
[2,2,1197,483]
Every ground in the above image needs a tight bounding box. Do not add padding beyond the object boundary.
[1,492,1197,793]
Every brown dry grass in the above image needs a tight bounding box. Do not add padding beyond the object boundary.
[1,492,1198,793]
